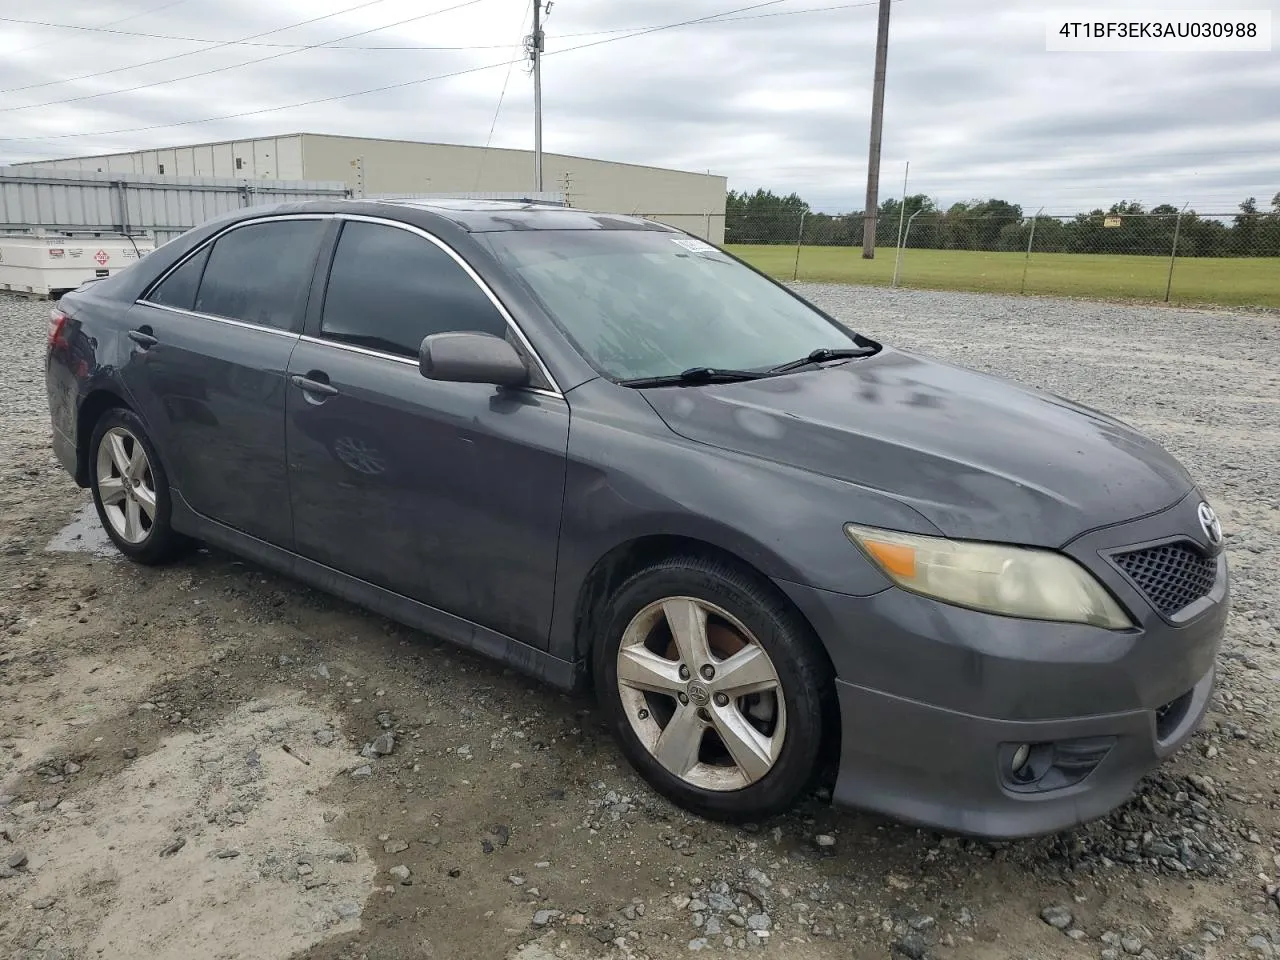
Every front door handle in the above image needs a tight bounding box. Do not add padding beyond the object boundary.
[128,328,158,349]
[291,374,339,398]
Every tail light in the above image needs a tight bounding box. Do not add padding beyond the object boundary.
[48,308,70,349]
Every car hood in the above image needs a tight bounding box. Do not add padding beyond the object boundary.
[641,347,1193,547]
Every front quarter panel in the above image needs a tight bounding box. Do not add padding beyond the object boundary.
[548,379,944,660]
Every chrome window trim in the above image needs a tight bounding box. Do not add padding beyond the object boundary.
[296,334,564,402]
[138,213,335,330]
[132,300,300,339]
[330,214,563,397]
[134,210,564,398]
[299,334,416,367]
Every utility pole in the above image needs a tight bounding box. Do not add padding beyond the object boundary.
[861,0,892,259]
[531,0,548,192]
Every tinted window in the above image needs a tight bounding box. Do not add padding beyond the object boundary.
[320,221,508,357]
[194,220,325,330]
[147,246,210,310]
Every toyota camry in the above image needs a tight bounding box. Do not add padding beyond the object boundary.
[45,199,1228,837]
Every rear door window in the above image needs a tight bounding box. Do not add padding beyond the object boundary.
[319,220,509,357]
[146,246,210,311]
[194,219,326,331]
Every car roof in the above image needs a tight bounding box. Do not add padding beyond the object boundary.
[73,197,683,308]
[286,197,678,234]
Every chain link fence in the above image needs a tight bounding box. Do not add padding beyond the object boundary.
[640,208,1280,309]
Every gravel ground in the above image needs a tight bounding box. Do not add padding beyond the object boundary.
[1,286,1278,960]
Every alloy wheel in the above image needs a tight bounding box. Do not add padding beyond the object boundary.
[95,426,157,544]
[616,597,786,791]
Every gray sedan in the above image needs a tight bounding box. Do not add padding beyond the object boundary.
[45,199,1227,837]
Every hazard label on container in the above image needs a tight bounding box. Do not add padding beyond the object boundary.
[94,250,110,265]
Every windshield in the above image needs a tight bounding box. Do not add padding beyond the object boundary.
[481,229,861,382]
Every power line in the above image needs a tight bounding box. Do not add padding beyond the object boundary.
[0,15,515,52]
[551,1,893,37]
[5,0,193,58]
[0,0,404,97]
[475,1,533,189]
[1,59,521,147]
[540,0,794,55]
[0,0,888,145]
[0,0,491,112]
[713,0,895,21]
[0,0,883,55]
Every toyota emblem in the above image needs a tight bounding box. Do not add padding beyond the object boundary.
[686,682,711,707]
[1197,502,1223,547]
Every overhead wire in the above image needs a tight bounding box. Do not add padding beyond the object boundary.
[0,0,882,119]
[0,18,517,52]
[0,0,405,97]
[0,0,492,114]
[474,0,534,190]
[0,0,819,143]
[5,0,193,58]
[551,1,892,38]
[2,3,1252,202]
[0,0,1261,169]
[0,59,520,146]
[0,1,886,51]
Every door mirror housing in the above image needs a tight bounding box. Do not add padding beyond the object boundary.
[419,332,530,387]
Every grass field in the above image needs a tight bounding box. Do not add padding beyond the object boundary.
[727,245,1280,309]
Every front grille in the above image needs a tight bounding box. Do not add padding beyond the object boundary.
[1114,541,1217,616]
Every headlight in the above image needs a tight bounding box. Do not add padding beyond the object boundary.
[844,524,1133,630]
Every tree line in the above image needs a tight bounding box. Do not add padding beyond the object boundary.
[724,189,1280,257]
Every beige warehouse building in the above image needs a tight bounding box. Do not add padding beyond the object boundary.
[14,133,728,242]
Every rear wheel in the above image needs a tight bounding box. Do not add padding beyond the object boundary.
[594,556,833,821]
[89,408,186,565]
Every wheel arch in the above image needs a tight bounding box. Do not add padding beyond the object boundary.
[75,388,132,486]
[571,533,831,678]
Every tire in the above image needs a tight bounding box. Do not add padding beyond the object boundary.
[88,407,187,565]
[593,555,835,822]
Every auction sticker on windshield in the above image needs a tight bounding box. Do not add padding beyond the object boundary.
[671,236,719,255]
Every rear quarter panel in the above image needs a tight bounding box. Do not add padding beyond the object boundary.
[48,285,148,483]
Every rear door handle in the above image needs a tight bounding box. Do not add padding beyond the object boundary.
[291,374,339,398]
[128,328,158,349]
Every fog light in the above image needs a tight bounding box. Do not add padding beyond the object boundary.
[1002,737,1115,794]
[1011,743,1031,772]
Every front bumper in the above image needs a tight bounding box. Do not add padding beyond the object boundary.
[831,666,1213,838]
[776,491,1229,838]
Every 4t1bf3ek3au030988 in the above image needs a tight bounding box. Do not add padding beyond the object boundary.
[45,198,1228,838]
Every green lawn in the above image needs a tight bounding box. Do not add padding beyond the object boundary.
[726,245,1280,309]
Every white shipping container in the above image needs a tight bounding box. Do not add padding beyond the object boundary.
[0,234,154,297]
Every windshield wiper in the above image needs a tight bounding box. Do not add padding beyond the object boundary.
[767,346,878,374]
[619,366,770,388]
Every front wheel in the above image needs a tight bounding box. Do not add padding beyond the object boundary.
[594,556,834,822]
[89,407,187,565]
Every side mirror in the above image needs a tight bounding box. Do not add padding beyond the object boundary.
[419,331,530,388]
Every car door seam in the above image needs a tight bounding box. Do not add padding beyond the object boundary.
[282,332,304,551]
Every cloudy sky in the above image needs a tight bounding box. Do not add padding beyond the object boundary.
[0,0,1276,214]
